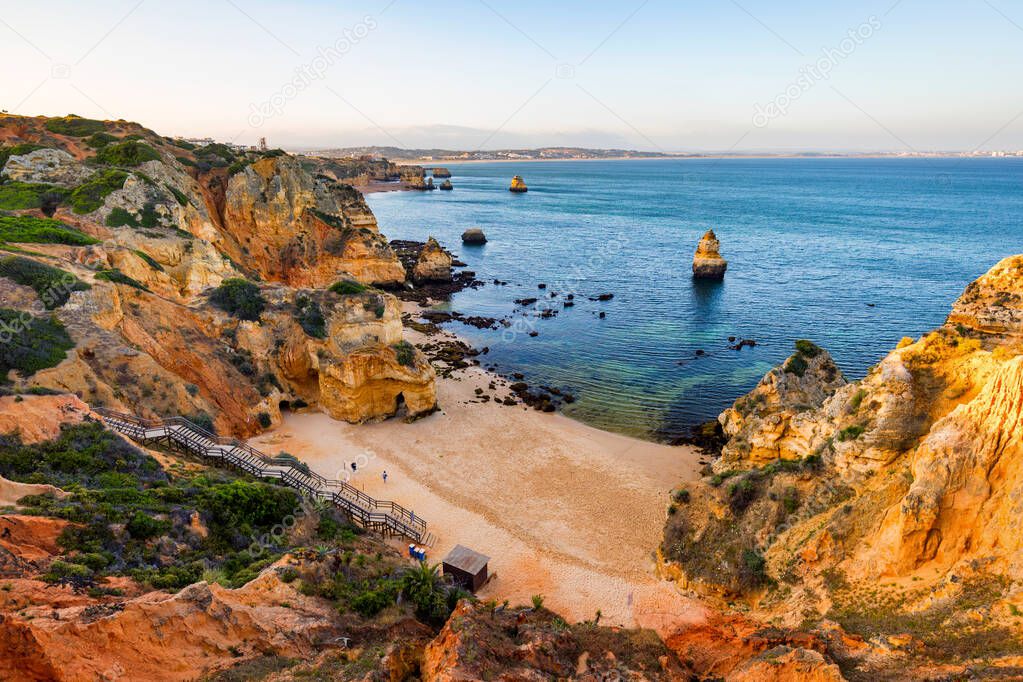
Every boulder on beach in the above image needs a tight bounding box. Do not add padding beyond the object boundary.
[509,175,528,193]
[462,227,487,245]
[413,237,453,283]
[692,229,728,280]
[439,179,453,190]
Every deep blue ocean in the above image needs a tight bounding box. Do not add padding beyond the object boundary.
[367,158,1023,441]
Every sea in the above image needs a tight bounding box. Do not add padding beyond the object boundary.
[366,158,1023,442]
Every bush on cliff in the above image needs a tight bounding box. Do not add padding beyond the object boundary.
[93,140,161,167]
[44,116,107,137]
[95,268,151,292]
[0,215,97,246]
[0,256,90,308]
[0,181,68,212]
[0,143,45,169]
[210,278,266,321]
[68,169,129,214]
[329,279,367,296]
[294,295,326,338]
[0,308,75,377]
[393,341,416,367]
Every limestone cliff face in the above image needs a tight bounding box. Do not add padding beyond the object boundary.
[692,230,727,280]
[717,342,846,469]
[0,115,435,435]
[663,253,1023,667]
[221,156,404,287]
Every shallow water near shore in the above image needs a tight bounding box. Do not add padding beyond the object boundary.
[367,158,1023,442]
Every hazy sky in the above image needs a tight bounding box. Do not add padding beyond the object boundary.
[2,0,1022,152]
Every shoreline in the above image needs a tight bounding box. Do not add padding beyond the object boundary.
[252,304,707,631]
[389,153,1015,166]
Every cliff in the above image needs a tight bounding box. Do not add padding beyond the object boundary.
[662,254,1023,677]
[0,114,434,435]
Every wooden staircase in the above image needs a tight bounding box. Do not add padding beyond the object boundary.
[94,408,432,546]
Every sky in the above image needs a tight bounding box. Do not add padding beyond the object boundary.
[1,0,1022,152]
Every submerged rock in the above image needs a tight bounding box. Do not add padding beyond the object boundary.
[509,175,528,193]
[692,229,728,280]
[461,227,487,245]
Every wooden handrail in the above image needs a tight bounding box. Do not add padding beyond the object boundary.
[94,407,429,542]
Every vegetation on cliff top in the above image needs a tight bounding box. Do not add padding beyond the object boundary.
[44,115,107,137]
[68,169,129,214]
[93,140,161,167]
[0,215,97,246]
[0,256,89,308]
[0,181,68,212]
[0,308,75,376]
[211,278,266,321]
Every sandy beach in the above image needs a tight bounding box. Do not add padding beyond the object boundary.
[252,324,708,631]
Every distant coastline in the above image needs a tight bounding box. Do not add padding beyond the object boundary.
[392,153,1023,166]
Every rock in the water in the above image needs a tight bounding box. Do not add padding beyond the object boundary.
[461,227,487,245]
[439,179,453,190]
[509,175,528,193]
[431,167,452,178]
[692,229,728,280]
[412,237,453,283]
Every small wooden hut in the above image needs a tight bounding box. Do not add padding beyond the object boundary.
[441,545,491,593]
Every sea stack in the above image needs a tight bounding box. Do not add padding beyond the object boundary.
[692,230,728,280]
[432,167,452,178]
[439,179,453,190]
[462,227,487,245]
[509,175,528,193]
[413,237,453,282]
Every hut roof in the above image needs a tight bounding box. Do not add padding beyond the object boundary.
[442,545,490,575]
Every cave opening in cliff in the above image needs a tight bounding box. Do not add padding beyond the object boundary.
[394,392,407,419]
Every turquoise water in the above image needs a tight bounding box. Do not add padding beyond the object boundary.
[367,158,1023,441]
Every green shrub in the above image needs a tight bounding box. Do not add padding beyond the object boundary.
[794,339,823,358]
[93,141,160,167]
[849,388,867,411]
[393,341,415,367]
[294,295,326,338]
[43,559,93,583]
[210,278,265,321]
[0,143,45,169]
[165,184,189,206]
[0,309,75,376]
[329,279,367,295]
[85,132,118,149]
[0,215,96,246]
[133,250,164,271]
[68,169,128,214]
[104,203,160,229]
[738,549,770,589]
[0,182,68,211]
[95,268,151,292]
[186,411,216,434]
[126,511,171,539]
[672,488,691,504]
[44,116,107,137]
[837,425,866,442]
[0,256,89,308]
[728,478,758,514]
[784,354,809,377]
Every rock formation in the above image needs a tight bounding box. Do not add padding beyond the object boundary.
[461,227,487,245]
[412,237,453,283]
[509,175,528,193]
[662,252,1023,678]
[0,114,435,435]
[692,229,727,279]
[438,179,453,190]
[431,167,452,178]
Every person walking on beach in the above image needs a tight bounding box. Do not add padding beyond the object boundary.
[382,470,388,484]
[350,462,357,474]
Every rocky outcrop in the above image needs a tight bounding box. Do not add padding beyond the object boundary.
[421,600,690,681]
[1,148,94,186]
[439,179,453,190]
[509,175,528,193]
[0,573,344,682]
[692,230,727,280]
[717,341,846,469]
[222,156,405,287]
[413,237,453,283]
[461,227,487,245]
[318,344,437,423]
[431,167,452,178]
[663,253,1023,672]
